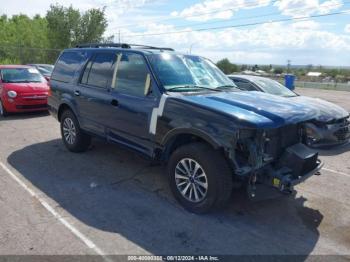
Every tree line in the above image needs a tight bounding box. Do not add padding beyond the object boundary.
[0,4,110,64]
[216,58,350,81]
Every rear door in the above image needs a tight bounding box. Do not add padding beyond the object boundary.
[75,51,117,136]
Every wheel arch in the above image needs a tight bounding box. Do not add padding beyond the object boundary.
[161,128,223,161]
[57,101,78,123]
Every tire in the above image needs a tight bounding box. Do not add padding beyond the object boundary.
[167,142,233,214]
[0,100,8,117]
[60,110,91,152]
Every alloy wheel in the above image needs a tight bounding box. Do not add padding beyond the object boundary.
[175,158,208,203]
[63,118,77,145]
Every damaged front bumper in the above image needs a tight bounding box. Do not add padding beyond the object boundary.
[270,158,323,193]
[244,143,324,198]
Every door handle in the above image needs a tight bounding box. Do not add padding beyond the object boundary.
[111,99,119,107]
[74,90,80,96]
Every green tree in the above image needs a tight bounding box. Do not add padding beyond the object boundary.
[274,67,284,75]
[46,4,108,49]
[216,58,238,74]
[0,14,50,64]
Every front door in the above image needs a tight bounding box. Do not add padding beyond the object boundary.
[107,52,159,156]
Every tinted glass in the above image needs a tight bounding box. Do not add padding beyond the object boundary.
[83,53,116,88]
[1,68,45,83]
[52,51,86,83]
[114,53,149,96]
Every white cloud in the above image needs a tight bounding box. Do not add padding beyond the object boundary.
[291,20,320,30]
[274,0,343,18]
[122,20,350,65]
[0,0,156,17]
[172,0,272,22]
[345,24,350,33]
[319,0,343,14]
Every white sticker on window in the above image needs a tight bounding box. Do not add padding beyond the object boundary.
[28,68,39,74]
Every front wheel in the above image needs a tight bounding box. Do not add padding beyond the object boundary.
[60,110,91,152]
[167,142,233,214]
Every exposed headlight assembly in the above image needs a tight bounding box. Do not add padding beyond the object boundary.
[7,90,17,98]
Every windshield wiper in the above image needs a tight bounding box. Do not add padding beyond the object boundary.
[215,85,239,90]
[166,85,221,92]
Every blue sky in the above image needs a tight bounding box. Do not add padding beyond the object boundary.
[2,0,350,66]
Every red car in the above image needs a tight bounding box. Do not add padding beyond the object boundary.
[0,65,50,116]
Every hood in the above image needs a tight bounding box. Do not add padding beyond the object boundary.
[2,82,49,94]
[177,91,319,128]
[290,96,349,123]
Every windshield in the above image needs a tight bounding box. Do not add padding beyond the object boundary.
[148,53,237,91]
[38,65,54,74]
[37,67,52,76]
[254,78,297,97]
[1,68,45,83]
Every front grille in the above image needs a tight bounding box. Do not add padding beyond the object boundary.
[16,104,48,110]
[334,126,350,141]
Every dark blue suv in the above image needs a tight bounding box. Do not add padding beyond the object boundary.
[48,43,323,213]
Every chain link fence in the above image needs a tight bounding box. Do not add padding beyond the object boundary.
[295,81,350,91]
[0,46,62,65]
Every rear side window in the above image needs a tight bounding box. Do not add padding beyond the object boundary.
[51,51,86,83]
[113,53,149,96]
[81,53,116,89]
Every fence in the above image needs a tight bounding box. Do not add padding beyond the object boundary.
[295,81,350,91]
[0,46,61,65]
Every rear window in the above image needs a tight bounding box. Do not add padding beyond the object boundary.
[0,68,45,83]
[52,51,86,83]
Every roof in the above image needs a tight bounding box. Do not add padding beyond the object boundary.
[66,43,179,55]
[27,64,54,67]
[227,74,268,81]
[67,47,180,56]
[0,65,32,69]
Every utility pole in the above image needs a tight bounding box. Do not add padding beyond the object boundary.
[118,30,121,44]
[189,43,195,54]
[287,59,291,73]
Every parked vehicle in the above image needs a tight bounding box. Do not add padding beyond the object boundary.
[228,75,350,147]
[48,43,323,213]
[0,65,49,116]
[27,64,54,81]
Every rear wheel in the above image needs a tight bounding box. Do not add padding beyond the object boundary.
[0,100,8,117]
[60,110,91,152]
[167,142,233,214]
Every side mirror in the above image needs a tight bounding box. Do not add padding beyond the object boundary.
[144,73,151,96]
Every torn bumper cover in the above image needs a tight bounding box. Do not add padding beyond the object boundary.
[250,143,323,196]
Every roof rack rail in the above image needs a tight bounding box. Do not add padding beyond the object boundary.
[129,44,175,51]
[76,43,174,51]
[76,43,131,48]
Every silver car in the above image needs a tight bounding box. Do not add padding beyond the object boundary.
[228,74,350,147]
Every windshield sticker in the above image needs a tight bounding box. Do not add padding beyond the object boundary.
[28,68,39,74]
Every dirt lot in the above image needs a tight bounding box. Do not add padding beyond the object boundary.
[0,87,349,260]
